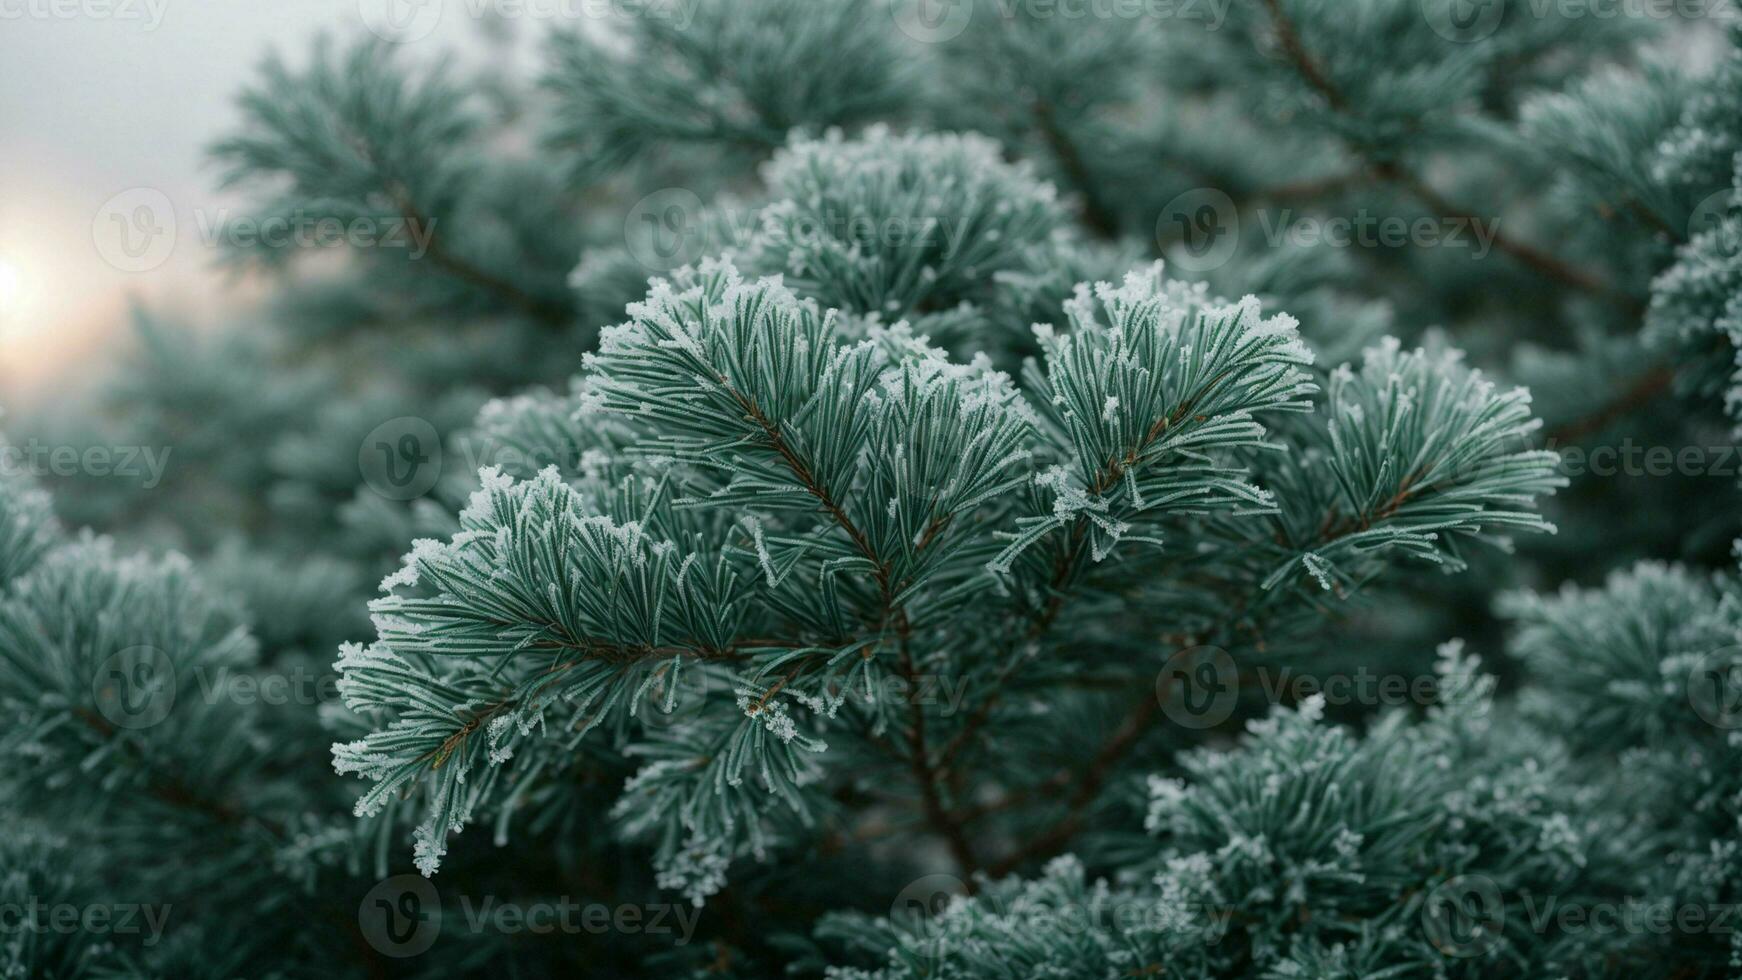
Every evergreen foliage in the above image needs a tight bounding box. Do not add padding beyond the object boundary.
[13,2,1742,977]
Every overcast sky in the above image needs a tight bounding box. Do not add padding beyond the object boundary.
[0,0,535,403]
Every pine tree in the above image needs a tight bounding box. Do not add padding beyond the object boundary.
[13,2,1742,977]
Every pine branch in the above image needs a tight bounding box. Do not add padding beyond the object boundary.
[723,369,984,871]
[1372,161,1631,306]
[1258,169,1369,202]
[1545,363,1674,443]
[1031,98,1120,239]
[897,628,980,876]
[72,706,288,839]
[1260,0,1347,113]
[985,687,1162,877]
[1260,0,1638,310]
[725,381,885,588]
[391,192,573,327]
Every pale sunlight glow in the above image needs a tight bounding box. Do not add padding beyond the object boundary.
[0,257,33,336]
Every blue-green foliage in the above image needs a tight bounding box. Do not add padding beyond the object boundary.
[816,645,1697,978]
[15,3,1742,978]
[334,169,1562,924]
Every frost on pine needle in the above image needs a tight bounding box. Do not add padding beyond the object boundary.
[654,833,732,908]
[745,127,1065,319]
[324,238,1585,918]
[20,6,1742,974]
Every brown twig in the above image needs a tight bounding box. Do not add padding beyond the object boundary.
[726,384,884,582]
[1546,365,1674,444]
[898,623,981,876]
[940,379,1227,773]
[393,196,572,325]
[986,688,1163,877]
[1260,0,1640,310]
[339,120,570,326]
[726,379,991,873]
[75,707,287,838]
[1261,0,1347,112]
[1373,162,1628,304]
[1032,98,1121,240]
[1258,170,1368,202]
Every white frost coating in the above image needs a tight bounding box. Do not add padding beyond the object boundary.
[744,515,777,586]
[1144,775,1187,834]
[654,833,731,907]
[379,538,444,592]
